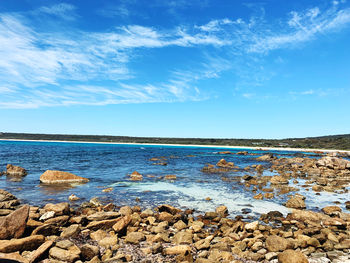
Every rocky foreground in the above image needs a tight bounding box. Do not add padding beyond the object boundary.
[0,187,350,263]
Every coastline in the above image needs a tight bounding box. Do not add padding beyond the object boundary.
[1,138,350,153]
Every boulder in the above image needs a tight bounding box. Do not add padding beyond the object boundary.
[86,218,121,230]
[40,170,89,184]
[256,154,275,161]
[216,159,235,168]
[322,206,342,216]
[49,246,80,263]
[173,231,193,244]
[277,249,308,263]
[81,244,99,261]
[0,235,45,253]
[60,224,80,238]
[43,202,69,215]
[285,196,306,209]
[6,164,27,177]
[0,205,29,239]
[0,189,20,209]
[265,235,288,252]
[215,205,228,217]
[130,171,143,181]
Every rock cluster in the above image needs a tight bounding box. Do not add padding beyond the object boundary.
[0,190,349,263]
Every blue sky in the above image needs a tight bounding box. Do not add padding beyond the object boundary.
[0,0,349,138]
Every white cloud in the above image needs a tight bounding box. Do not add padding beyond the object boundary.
[36,3,77,20]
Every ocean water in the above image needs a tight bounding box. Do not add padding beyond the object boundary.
[0,140,348,218]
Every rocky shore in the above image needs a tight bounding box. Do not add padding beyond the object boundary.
[0,152,350,263]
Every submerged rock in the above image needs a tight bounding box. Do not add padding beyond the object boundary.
[40,170,89,184]
[6,164,27,177]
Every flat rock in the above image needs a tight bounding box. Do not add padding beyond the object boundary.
[29,240,53,263]
[278,249,308,263]
[0,205,29,239]
[125,232,145,244]
[86,218,120,230]
[164,245,191,255]
[40,170,89,184]
[49,246,80,263]
[0,235,45,253]
[43,203,69,215]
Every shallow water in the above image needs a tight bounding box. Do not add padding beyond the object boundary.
[0,140,348,218]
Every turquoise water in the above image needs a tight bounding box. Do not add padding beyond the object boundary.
[0,140,347,218]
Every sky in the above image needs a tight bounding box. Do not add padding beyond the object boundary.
[0,0,349,139]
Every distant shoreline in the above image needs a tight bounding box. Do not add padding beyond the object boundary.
[1,138,350,153]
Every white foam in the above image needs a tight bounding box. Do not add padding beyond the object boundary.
[127,181,290,216]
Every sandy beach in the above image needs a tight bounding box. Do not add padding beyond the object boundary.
[1,138,349,154]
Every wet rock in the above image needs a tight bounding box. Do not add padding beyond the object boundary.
[277,249,308,263]
[285,195,306,209]
[43,202,69,215]
[68,194,80,201]
[215,205,228,217]
[164,174,177,180]
[216,159,235,168]
[0,205,29,239]
[129,171,143,181]
[0,235,45,253]
[265,235,288,252]
[40,170,89,184]
[256,154,275,161]
[49,246,80,263]
[6,164,27,177]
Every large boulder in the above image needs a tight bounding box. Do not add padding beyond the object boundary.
[40,170,89,184]
[6,164,27,177]
[277,249,308,263]
[0,235,45,253]
[0,205,29,239]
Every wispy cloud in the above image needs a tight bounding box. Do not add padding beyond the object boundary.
[1,2,350,108]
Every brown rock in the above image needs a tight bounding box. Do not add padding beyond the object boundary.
[0,252,29,263]
[256,154,275,161]
[215,205,228,217]
[285,196,306,209]
[43,202,70,215]
[266,235,288,252]
[270,176,289,185]
[277,249,308,263]
[130,171,143,181]
[112,215,131,233]
[164,174,177,180]
[40,170,89,184]
[81,244,99,261]
[6,164,27,177]
[321,206,342,216]
[173,231,193,244]
[86,211,120,221]
[68,194,80,201]
[164,245,191,255]
[32,224,59,236]
[29,240,53,263]
[0,189,20,209]
[60,224,80,238]
[316,156,350,170]
[0,205,29,239]
[0,235,45,253]
[125,232,145,244]
[216,159,235,168]
[86,218,120,230]
[49,246,80,263]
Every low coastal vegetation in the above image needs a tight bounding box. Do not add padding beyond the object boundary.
[1,132,350,150]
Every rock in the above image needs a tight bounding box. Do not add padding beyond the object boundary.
[0,252,29,263]
[0,189,20,209]
[112,215,131,233]
[157,204,180,215]
[86,218,120,230]
[125,232,145,244]
[253,193,263,200]
[81,244,99,261]
[270,176,289,185]
[0,205,29,239]
[98,236,118,248]
[256,154,275,161]
[56,240,74,249]
[6,164,27,177]
[29,240,53,263]
[119,206,133,216]
[32,224,59,236]
[39,211,55,221]
[102,187,113,193]
[40,170,89,184]
[216,159,235,168]
[322,206,342,216]
[43,202,69,215]
[164,245,191,255]
[0,235,45,253]
[49,247,80,263]
[130,171,143,181]
[277,249,308,263]
[288,209,329,222]
[174,220,187,231]
[173,231,193,244]
[215,205,228,217]
[285,196,306,209]
[68,194,80,201]
[164,175,177,180]
[245,221,259,231]
[87,211,120,221]
[265,235,288,252]
[316,157,350,170]
[60,224,80,238]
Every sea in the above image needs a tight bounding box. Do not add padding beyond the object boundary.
[0,140,348,219]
